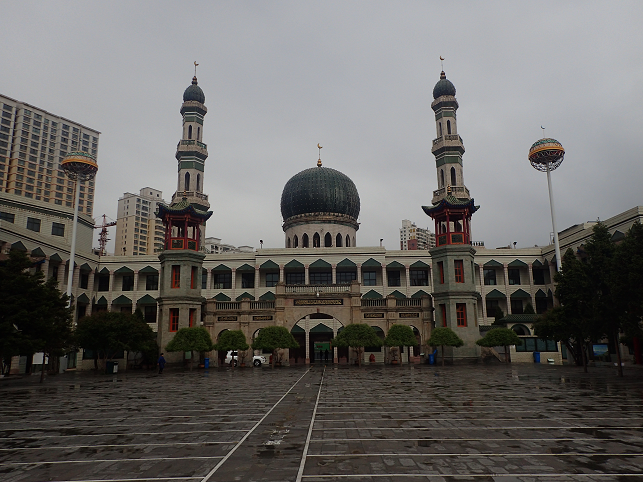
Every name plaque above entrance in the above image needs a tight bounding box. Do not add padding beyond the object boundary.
[364,313,384,318]
[218,316,238,321]
[294,299,343,306]
[253,315,273,321]
[399,312,420,318]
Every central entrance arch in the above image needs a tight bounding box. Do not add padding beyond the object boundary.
[291,313,344,364]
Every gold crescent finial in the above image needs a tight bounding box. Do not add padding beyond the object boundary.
[194,61,199,76]
[317,143,322,149]
[317,143,323,167]
[440,56,444,70]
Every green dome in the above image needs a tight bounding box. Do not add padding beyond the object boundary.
[183,76,205,104]
[281,165,360,220]
[433,71,456,99]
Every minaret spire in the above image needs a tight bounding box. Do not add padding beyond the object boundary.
[317,143,323,167]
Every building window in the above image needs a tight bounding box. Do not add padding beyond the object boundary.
[336,233,343,247]
[410,269,428,286]
[169,308,179,332]
[191,266,197,289]
[324,232,332,247]
[454,260,464,283]
[508,268,521,285]
[189,308,196,327]
[214,272,231,289]
[533,269,545,285]
[80,272,89,289]
[337,271,356,283]
[144,305,157,324]
[171,265,180,288]
[202,269,208,289]
[188,125,193,139]
[0,211,14,223]
[310,271,332,285]
[146,274,159,290]
[241,272,254,288]
[26,217,41,232]
[313,232,320,248]
[265,272,279,287]
[439,304,447,327]
[516,338,557,353]
[536,298,548,314]
[511,299,524,314]
[51,222,65,236]
[451,166,456,186]
[302,233,309,248]
[286,272,304,285]
[387,270,401,287]
[346,234,350,247]
[456,303,467,327]
[486,299,499,317]
[483,269,496,285]
[97,274,109,291]
[438,262,444,284]
[363,271,376,286]
[122,275,134,291]
[293,235,299,248]
[185,172,190,191]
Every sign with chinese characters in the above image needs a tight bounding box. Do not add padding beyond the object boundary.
[364,313,384,318]
[294,299,343,306]
[218,316,238,321]
[399,312,419,318]
[253,315,273,321]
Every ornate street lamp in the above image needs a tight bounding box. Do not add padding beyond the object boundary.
[529,138,565,271]
[60,151,98,307]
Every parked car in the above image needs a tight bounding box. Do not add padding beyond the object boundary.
[224,350,267,367]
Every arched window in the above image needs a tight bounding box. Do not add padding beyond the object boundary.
[196,174,200,192]
[353,236,356,247]
[287,237,291,248]
[346,234,350,247]
[325,232,332,247]
[336,233,343,247]
[188,125,193,139]
[197,127,201,140]
[439,122,442,137]
[294,235,299,248]
[185,172,190,191]
[450,167,456,186]
[313,232,320,248]
[440,169,445,188]
[302,234,309,248]
[447,120,451,135]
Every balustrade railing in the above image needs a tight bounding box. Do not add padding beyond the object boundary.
[432,185,470,199]
[216,301,240,310]
[432,134,463,146]
[361,299,386,307]
[178,139,208,149]
[251,301,275,310]
[396,298,421,307]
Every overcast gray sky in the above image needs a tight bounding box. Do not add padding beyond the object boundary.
[3,1,643,252]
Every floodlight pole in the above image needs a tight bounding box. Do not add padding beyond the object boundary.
[546,163,562,272]
[66,177,81,306]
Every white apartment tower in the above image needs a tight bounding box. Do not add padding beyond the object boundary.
[400,219,435,250]
[0,94,99,217]
[114,188,166,256]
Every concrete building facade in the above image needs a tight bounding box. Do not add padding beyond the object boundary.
[114,188,166,256]
[400,219,435,250]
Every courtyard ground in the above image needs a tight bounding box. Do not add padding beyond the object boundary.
[1,363,642,482]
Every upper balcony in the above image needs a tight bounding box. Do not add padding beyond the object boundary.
[431,134,465,155]
[432,185,470,204]
[176,139,208,160]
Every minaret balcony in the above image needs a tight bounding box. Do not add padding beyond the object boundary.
[176,140,208,160]
[431,135,465,155]
[432,185,470,204]
[171,191,209,203]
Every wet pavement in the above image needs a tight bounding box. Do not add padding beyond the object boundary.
[1,364,642,481]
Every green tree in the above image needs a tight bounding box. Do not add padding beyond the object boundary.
[165,326,214,370]
[214,330,249,368]
[333,324,382,367]
[476,328,522,363]
[75,311,155,370]
[613,222,643,363]
[426,327,464,366]
[524,303,535,315]
[492,307,505,325]
[383,324,418,365]
[251,326,299,368]
[0,250,73,380]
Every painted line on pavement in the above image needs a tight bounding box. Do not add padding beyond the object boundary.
[295,367,325,482]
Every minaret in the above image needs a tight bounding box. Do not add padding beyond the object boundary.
[423,68,480,363]
[172,68,210,213]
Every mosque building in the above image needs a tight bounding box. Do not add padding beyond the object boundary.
[2,70,642,372]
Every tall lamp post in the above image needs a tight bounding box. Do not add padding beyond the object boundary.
[528,138,565,272]
[60,151,98,308]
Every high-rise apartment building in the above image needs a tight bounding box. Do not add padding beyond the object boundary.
[114,188,166,256]
[0,95,99,217]
[400,219,435,250]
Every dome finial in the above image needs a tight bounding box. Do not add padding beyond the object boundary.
[317,143,323,167]
[193,61,199,84]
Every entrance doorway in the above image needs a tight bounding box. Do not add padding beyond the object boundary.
[291,313,343,364]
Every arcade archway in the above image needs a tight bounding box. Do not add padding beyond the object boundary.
[290,313,345,364]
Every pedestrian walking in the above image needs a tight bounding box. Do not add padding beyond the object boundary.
[158,353,166,374]
[324,349,329,362]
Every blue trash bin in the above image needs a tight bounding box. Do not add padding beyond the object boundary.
[204,358,210,369]
[533,352,541,363]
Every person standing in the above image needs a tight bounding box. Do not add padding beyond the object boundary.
[324,349,329,362]
[158,353,166,374]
